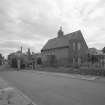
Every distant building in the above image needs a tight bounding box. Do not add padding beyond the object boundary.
[8,48,34,69]
[32,53,42,65]
[88,48,105,64]
[41,27,88,66]
[88,48,103,55]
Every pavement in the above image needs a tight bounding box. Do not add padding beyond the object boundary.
[37,71,97,81]
[0,77,36,105]
[23,70,98,81]
[36,71,105,82]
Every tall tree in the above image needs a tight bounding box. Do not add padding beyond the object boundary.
[0,53,3,65]
[0,53,2,59]
[102,47,105,54]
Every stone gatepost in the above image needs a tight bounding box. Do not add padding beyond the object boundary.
[17,59,21,70]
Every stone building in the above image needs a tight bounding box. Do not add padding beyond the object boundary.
[41,27,88,66]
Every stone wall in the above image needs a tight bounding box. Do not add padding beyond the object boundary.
[41,47,69,66]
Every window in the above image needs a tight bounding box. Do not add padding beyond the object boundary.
[73,57,75,64]
[77,57,81,65]
[73,42,76,50]
[78,42,81,50]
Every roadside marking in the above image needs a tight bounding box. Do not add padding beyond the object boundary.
[12,87,37,105]
[0,87,14,91]
[0,78,37,105]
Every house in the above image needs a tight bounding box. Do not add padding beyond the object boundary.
[88,48,105,65]
[41,27,88,66]
[8,48,36,69]
[88,48,103,55]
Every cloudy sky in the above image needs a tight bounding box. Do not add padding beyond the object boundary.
[0,0,105,57]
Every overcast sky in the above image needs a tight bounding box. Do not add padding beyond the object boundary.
[0,0,105,57]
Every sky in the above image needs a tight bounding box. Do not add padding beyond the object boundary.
[0,0,105,57]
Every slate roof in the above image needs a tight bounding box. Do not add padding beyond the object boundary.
[41,30,84,51]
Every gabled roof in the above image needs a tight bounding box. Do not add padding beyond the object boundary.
[41,30,85,51]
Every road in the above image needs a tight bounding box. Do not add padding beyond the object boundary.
[0,70,105,105]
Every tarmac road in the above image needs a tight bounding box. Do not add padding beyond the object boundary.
[0,70,105,105]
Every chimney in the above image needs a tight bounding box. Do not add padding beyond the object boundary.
[57,26,64,38]
[27,48,31,56]
[20,46,22,53]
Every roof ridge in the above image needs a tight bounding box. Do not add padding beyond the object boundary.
[48,30,81,41]
[41,30,82,51]
[65,30,81,36]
